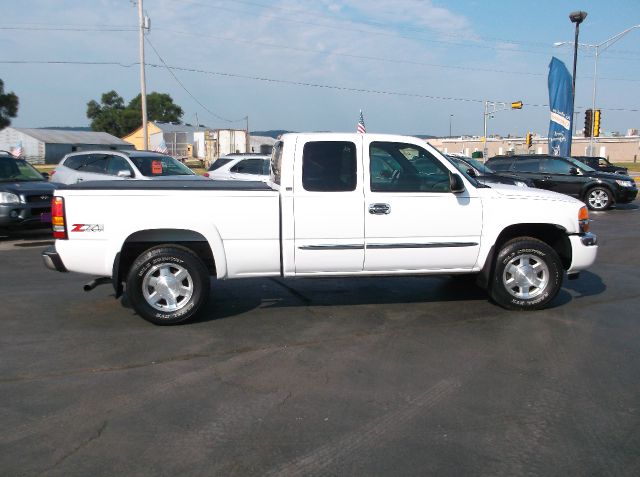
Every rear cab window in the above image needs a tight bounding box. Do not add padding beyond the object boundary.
[302,141,357,192]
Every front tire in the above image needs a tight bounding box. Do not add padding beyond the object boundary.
[126,246,210,325]
[490,237,562,311]
[585,186,612,211]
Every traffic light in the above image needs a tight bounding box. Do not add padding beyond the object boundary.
[584,109,593,138]
[593,109,601,137]
[511,101,523,110]
[525,132,532,148]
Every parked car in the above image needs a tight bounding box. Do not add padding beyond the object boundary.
[0,151,56,232]
[51,150,206,185]
[204,154,271,181]
[486,154,638,211]
[445,154,534,188]
[572,156,628,175]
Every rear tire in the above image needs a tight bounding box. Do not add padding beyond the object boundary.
[126,246,210,325]
[585,186,612,211]
[490,237,562,311]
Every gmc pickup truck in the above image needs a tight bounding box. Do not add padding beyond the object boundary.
[43,133,598,325]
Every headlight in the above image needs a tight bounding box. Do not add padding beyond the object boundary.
[0,192,20,204]
[615,180,634,188]
[514,181,529,188]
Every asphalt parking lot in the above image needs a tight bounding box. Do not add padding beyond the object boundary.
[1,202,639,476]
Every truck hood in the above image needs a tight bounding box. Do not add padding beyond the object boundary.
[485,183,581,204]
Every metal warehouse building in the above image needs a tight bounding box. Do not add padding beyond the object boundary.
[0,127,134,164]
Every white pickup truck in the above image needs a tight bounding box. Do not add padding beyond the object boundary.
[43,133,598,325]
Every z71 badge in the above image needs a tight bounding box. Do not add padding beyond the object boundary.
[71,224,104,232]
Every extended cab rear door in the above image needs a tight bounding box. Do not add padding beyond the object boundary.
[363,139,482,272]
[292,135,365,274]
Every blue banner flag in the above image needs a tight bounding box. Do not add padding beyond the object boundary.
[547,57,574,156]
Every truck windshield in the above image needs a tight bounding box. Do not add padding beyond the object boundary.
[0,157,46,182]
[129,155,195,176]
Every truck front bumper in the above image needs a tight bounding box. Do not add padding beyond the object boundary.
[567,232,598,274]
[42,245,68,272]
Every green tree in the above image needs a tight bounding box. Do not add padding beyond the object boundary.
[128,92,183,124]
[86,90,127,137]
[0,79,19,130]
[86,91,183,137]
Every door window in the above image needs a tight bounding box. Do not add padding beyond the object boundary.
[106,155,133,176]
[302,141,357,192]
[369,142,450,192]
[230,158,266,175]
[511,158,541,173]
[487,159,513,172]
[78,154,109,174]
[542,158,573,174]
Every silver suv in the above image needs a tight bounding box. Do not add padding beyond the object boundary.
[51,150,205,184]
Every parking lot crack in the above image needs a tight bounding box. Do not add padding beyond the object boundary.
[39,420,108,475]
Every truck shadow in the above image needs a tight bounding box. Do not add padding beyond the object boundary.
[189,275,489,323]
[119,272,606,324]
[555,270,606,304]
[189,271,605,324]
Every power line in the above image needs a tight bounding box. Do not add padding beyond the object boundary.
[144,37,246,123]
[0,26,136,32]
[157,27,640,82]
[1,59,639,112]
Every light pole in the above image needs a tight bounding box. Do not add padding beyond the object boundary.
[555,24,640,156]
[449,114,453,138]
[568,11,588,156]
[136,0,150,150]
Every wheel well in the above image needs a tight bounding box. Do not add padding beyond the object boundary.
[494,223,572,270]
[115,229,216,295]
[582,183,614,202]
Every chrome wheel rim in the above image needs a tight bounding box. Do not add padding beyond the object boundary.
[142,263,194,312]
[502,254,549,300]
[588,189,609,209]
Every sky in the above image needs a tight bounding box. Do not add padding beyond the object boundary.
[1,0,639,138]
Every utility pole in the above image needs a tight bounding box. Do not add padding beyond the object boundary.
[245,116,250,153]
[137,0,149,150]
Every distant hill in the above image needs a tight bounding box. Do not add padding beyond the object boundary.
[252,130,437,139]
[40,126,92,131]
[251,130,294,139]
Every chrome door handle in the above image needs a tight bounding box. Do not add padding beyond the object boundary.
[369,203,390,215]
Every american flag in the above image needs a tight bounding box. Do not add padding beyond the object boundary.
[357,110,366,134]
[10,141,23,158]
[153,139,169,154]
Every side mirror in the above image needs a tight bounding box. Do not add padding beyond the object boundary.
[450,172,465,193]
[40,172,50,180]
[569,167,578,175]
[117,170,133,178]
[465,168,477,178]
